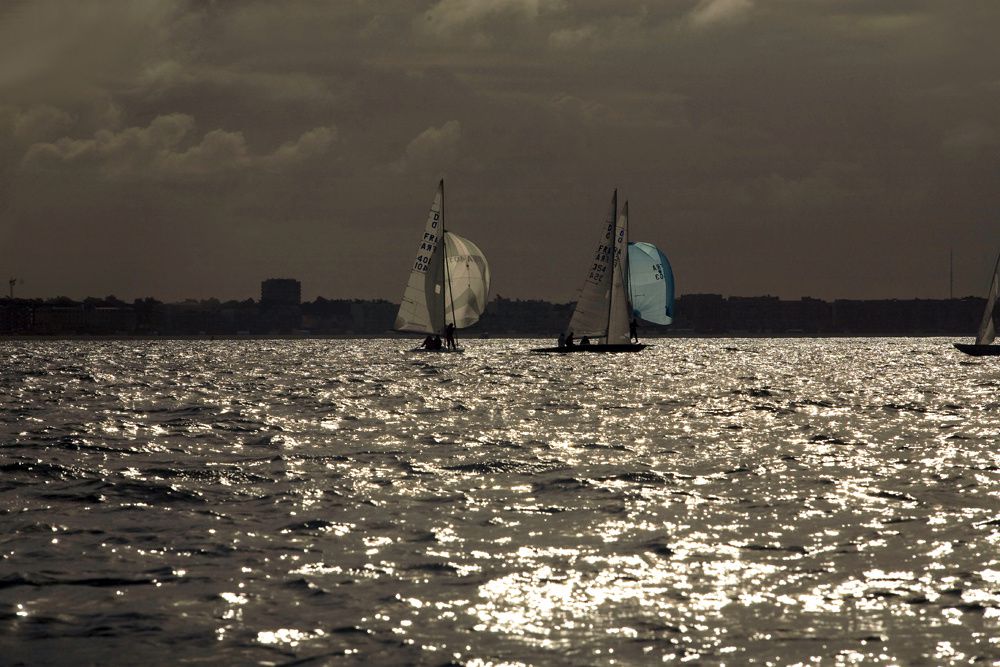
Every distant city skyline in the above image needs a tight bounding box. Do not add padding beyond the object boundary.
[1,1,998,303]
[1,291,986,337]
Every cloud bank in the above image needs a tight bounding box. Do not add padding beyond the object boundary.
[22,114,334,179]
[1,1,998,301]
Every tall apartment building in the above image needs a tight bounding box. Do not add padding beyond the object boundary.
[260,279,301,306]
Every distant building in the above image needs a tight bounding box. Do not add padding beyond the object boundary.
[300,298,397,333]
[676,293,726,332]
[0,300,34,333]
[727,295,781,333]
[261,279,301,307]
[32,306,86,334]
[260,279,302,332]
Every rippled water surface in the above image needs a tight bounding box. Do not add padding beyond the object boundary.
[2,338,1000,665]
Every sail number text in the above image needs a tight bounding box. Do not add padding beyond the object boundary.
[413,229,439,273]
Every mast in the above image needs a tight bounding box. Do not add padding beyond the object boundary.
[624,201,632,316]
[442,178,456,332]
[605,189,618,343]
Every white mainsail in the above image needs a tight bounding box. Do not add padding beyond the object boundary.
[395,181,446,334]
[566,190,618,338]
[443,231,491,328]
[606,202,631,344]
[975,253,1000,345]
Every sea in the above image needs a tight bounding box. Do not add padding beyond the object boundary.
[1,338,999,666]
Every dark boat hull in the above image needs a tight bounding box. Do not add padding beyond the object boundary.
[954,343,1000,356]
[410,347,463,353]
[531,343,648,353]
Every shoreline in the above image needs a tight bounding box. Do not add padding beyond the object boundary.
[0,332,973,341]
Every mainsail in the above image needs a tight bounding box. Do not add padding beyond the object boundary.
[566,190,618,338]
[394,180,490,336]
[975,253,1000,345]
[627,241,675,325]
[606,202,631,344]
[395,181,446,334]
[443,231,490,328]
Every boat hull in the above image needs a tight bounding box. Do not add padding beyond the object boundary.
[410,347,464,354]
[954,343,1000,356]
[531,343,648,353]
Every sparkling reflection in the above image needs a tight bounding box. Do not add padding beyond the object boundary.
[1,338,999,664]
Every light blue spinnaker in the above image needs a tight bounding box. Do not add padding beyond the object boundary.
[627,242,675,325]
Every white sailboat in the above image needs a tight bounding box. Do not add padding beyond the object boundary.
[533,190,646,353]
[954,252,1000,356]
[394,179,490,352]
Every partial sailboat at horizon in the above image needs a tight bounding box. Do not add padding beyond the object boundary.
[394,179,490,352]
[954,252,1000,357]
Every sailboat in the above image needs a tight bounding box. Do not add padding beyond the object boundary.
[954,252,1000,356]
[533,190,645,353]
[394,179,490,352]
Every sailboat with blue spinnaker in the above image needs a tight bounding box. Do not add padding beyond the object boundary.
[533,191,673,353]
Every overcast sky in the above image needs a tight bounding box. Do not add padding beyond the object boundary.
[1,0,998,302]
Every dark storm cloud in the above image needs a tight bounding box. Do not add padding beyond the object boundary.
[1,0,998,301]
